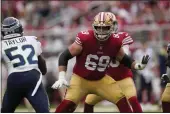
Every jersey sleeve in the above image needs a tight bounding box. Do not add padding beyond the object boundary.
[1,41,5,59]
[121,32,133,46]
[75,31,89,46]
[122,45,130,55]
[32,36,42,56]
[36,40,42,55]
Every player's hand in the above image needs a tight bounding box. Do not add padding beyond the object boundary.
[51,72,69,89]
[141,55,150,64]
[52,79,69,89]
[161,74,170,83]
[134,55,150,70]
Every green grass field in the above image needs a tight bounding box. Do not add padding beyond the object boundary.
[15,103,162,113]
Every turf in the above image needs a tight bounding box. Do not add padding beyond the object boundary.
[15,103,162,112]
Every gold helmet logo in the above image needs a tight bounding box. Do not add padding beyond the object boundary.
[93,12,116,26]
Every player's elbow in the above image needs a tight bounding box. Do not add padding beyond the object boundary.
[58,49,74,66]
[41,67,47,75]
[38,55,47,75]
[41,70,47,75]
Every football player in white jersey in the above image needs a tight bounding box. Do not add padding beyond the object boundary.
[1,17,49,112]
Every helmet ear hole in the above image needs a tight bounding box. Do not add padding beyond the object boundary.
[113,21,117,25]
[112,21,118,33]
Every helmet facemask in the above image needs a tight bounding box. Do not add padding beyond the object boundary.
[93,25,111,41]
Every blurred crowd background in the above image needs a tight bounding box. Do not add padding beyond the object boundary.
[1,0,170,112]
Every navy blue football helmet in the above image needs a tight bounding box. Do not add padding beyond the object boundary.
[1,17,23,39]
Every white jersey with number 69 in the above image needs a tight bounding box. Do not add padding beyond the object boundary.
[1,36,42,75]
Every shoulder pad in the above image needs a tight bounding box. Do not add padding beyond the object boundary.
[75,30,91,45]
[121,32,133,45]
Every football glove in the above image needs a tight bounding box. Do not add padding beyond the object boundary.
[161,74,170,83]
[134,54,150,70]
[52,71,69,89]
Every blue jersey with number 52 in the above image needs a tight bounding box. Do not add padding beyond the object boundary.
[2,36,42,75]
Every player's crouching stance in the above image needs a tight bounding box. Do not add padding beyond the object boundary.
[1,17,49,113]
[161,43,170,112]
[52,12,149,113]
[84,32,142,113]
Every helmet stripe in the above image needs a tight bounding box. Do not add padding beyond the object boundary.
[101,12,104,22]
[103,12,106,22]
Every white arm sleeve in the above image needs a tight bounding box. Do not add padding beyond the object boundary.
[122,45,131,55]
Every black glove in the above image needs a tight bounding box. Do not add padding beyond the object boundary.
[161,74,170,83]
[142,54,150,64]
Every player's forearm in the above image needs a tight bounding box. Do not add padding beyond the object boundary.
[38,55,47,75]
[119,54,134,69]
[117,46,149,70]
[119,54,149,70]
[58,42,82,71]
[122,46,145,69]
[58,49,74,74]
[58,66,67,80]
